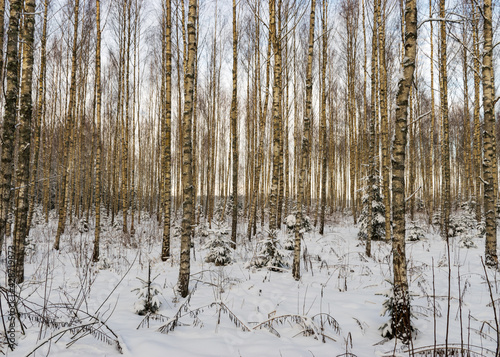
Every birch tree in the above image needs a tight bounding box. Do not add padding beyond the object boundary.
[177,0,197,298]
[93,0,103,263]
[269,0,282,232]
[389,0,417,342]
[161,0,172,261]
[230,0,239,247]
[27,0,49,231]
[293,0,316,281]
[54,0,80,250]
[439,0,450,240]
[13,0,36,283]
[0,0,23,253]
[482,0,497,268]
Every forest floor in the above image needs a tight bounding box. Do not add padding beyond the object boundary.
[1,209,499,356]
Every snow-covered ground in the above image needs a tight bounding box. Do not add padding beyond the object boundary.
[1,212,499,356]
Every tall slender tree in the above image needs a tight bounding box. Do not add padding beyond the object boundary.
[0,0,5,89]
[247,2,270,240]
[177,0,197,298]
[461,16,471,201]
[93,0,103,263]
[28,0,49,232]
[366,0,380,257]
[161,0,172,261]
[276,0,284,230]
[54,0,80,250]
[230,0,239,247]
[472,0,482,222]
[482,0,497,268]
[319,0,328,236]
[428,0,436,224]
[269,0,282,232]
[119,0,131,234]
[342,0,358,225]
[0,0,23,254]
[377,0,390,241]
[439,0,450,241]
[13,0,36,283]
[293,0,316,280]
[390,0,417,342]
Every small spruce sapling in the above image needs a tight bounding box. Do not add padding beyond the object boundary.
[78,217,89,233]
[249,230,288,271]
[379,281,415,343]
[432,211,441,226]
[358,182,385,241]
[357,194,369,241]
[214,195,233,221]
[301,215,313,233]
[24,237,36,257]
[283,214,296,250]
[406,221,425,241]
[449,202,480,248]
[283,213,311,250]
[133,263,162,315]
[204,221,233,266]
[195,221,210,240]
[97,256,111,270]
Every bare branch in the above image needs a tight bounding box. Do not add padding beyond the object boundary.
[418,17,462,30]
[479,176,490,185]
[405,186,422,203]
[409,111,431,126]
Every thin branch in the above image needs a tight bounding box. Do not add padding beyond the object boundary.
[26,323,97,357]
[409,111,431,126]
[481,257,500,355]
[471,0,486,20]
[418,17,462,30]
[479,176,490,185]
[406,186,422,203]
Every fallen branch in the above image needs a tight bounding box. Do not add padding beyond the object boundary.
[26,322,97,357]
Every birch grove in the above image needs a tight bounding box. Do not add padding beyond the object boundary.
[0,0,497,348]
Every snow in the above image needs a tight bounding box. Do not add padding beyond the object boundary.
[1,213,499,356]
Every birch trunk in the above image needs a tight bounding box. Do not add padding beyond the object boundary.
[177,0,197,297]
[0,0,22,253]
[390,0,417,342]
[293,0,315,280]
[54,0,80,250]
[93,0,103,262]
[161,0,172,261]
[482,0,498,267]
[230,0,238,247]
[14,0,36,283]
